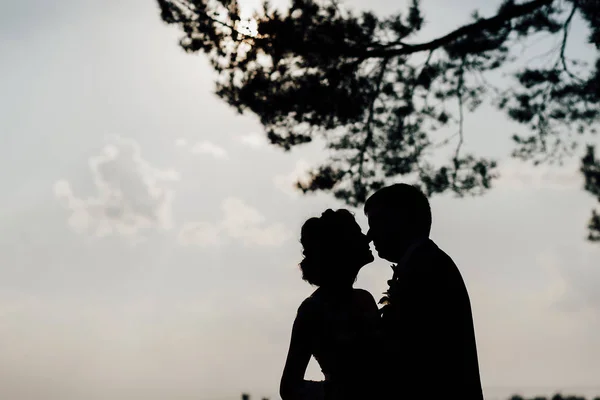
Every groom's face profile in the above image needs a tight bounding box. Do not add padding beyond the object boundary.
[366,207,408,262]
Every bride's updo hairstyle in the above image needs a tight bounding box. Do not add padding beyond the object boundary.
[299,209,361,286]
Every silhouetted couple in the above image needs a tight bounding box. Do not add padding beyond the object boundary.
[280,184,484,400]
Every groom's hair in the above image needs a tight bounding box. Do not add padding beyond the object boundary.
[364,183,432,236]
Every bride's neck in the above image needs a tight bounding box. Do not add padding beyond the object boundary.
[320,281,354,293]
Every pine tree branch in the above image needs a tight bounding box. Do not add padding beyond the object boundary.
[356,58,391,190]
[168,0,259,42]
[452,57,466,190]
[559,3,582,82]
[356,0,555,58]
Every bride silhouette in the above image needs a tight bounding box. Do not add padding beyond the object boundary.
[280,209,381,400]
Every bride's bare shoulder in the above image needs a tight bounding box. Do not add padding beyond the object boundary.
[352,288,375,300]
[298,290,322,314]
[352,288,379,310]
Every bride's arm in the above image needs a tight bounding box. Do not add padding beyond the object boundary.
[280,302,324,400]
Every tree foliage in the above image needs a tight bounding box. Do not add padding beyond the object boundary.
[157,0,600,240]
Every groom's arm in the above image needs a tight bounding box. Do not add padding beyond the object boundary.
[409,261,463,389]
[385,254,464,396]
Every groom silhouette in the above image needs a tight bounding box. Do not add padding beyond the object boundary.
[364,183,484,399]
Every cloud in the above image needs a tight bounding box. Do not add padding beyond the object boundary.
[53,136,180,240]
[273,159,312,197]
[174,138,187,147]
[190,141,228,159]
[554,246,600,314]
[178,197,291,247]
[527,245,600,320]
[238,132,267,149]
[174,138,228,159]
[531,250,572,311]
[496,159,583,191]
[177,221,221,247]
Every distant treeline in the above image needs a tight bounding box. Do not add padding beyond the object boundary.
[241,394,268,400]
[510,395,600,400]
[240,392,600,399]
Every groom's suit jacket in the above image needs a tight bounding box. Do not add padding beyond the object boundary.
[380,239,484,399]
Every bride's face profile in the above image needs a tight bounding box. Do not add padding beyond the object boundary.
[340,218,375,268]
[299,209,374,287]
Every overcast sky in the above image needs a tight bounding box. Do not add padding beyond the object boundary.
[1,0,599,399]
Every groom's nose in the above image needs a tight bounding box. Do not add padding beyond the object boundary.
[365,230,373,242]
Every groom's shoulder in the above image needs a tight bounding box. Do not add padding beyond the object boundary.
[430,244,471,293]
[425,241,458,266]
[419,242,464,282]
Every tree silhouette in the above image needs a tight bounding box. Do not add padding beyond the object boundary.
[581,144,600,240]
[509,394,600,400]
[157,0,600,240]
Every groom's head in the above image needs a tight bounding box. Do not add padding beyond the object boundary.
[364,183,431,262]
